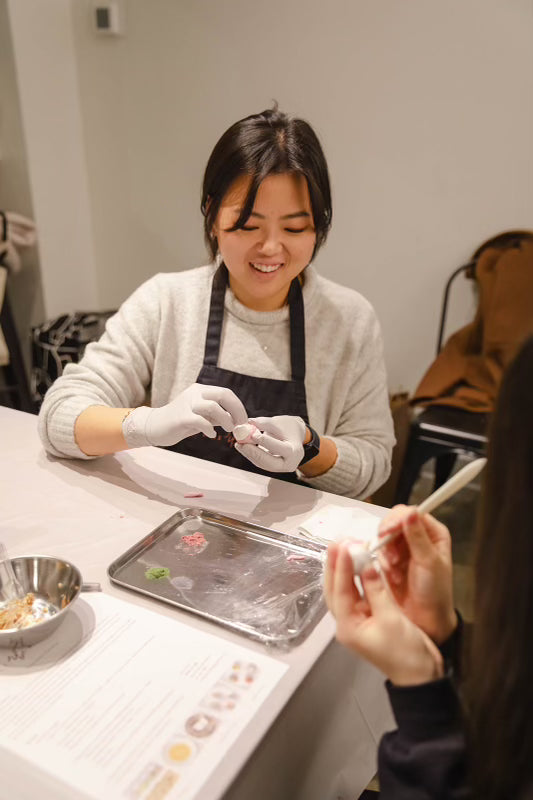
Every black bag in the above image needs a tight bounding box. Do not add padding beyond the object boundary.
[31,310,115,407]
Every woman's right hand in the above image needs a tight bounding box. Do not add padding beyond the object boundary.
[376,506,457,644]
[325,541,444,686]
[123,384,248,448]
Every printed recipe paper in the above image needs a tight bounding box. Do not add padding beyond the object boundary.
[0,593,288,800]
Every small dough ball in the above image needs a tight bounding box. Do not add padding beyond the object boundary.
[348,544,372,575]
[233,423,260,444]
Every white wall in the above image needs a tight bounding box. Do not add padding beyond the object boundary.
[0,0,44,367]
[7,0,98,319]
[11,0,533,391]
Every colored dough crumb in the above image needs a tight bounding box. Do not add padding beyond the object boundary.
[184,492,204,498]
[182,532,207,547]
[145,566,170,580]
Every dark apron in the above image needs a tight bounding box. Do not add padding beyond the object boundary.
[168,265,310,484]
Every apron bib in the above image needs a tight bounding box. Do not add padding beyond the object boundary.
[167,265,310,484]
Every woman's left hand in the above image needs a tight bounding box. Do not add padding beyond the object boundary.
[324,540,444,686]
[234,415,305,472]
[376,507,457,644]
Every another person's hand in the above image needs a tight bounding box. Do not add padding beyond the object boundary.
[324,540,444,686]
[376,506,457,644]
[123,384,248,447]
[234,415,306,473]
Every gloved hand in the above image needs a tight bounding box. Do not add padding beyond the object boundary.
[234,415,306,473]
[122,384,248,448]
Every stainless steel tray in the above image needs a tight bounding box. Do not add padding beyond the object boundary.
[108,508,327,646]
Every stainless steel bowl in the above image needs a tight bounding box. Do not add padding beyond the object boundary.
[0,555,82,648]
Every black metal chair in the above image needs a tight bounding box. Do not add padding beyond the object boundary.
[394,230,533,504]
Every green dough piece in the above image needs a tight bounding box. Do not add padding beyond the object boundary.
[145,566,170,581]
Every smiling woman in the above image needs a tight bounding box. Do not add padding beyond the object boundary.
[37,106,395,499]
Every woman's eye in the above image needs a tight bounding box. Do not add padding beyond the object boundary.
[241,225,259,232]
[285,228,307,234]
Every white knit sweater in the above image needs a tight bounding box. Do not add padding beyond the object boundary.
[38,265,395,499]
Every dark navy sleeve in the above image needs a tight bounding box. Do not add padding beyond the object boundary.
[377,676,470,800]
[438,612,466,683]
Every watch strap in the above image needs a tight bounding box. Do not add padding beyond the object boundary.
[299,424,320,466]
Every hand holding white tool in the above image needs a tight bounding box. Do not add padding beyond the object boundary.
[350,457,487,574]
[122,384,248,448]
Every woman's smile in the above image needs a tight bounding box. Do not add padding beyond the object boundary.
[250,261,284,273]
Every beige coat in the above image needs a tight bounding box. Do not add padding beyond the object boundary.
[412,239,533,412]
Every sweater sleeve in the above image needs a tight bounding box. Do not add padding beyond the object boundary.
[37,277,162,459]
[439,612,466,683]
[378,677,470,800]
[302,307,395,499]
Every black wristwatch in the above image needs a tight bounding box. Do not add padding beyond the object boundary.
[299,424,321,466]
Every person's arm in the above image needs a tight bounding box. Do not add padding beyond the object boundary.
[74,406,131,456]
[38,276,162,459]
[375,507,458,644]
[438,612,466,684]
[324,542,469,798]
[73,385,249,457]
[234,416,338,475]
[302,304,395,498]
[38,274,248,459]
[324,541,444,686]
[298,427,338,477]
[235,303,394,491]
[378,678,469,800]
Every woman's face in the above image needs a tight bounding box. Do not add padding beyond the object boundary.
[213,172,316,311]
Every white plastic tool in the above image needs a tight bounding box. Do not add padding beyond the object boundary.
[350,457,487,574]
[0,540,25,600]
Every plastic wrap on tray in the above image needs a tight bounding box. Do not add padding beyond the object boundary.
[108,509,327,646]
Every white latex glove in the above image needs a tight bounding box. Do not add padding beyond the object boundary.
[122,384,248,448]
[234,415,306,473]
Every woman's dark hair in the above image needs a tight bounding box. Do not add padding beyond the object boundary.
[201,105,332,260]
[467,334,533,798]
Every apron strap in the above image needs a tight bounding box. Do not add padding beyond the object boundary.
[203,264,306,382]
[288,278,305,383]
[203,265,227,367]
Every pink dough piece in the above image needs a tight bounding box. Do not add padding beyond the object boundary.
[182,532,207,547]
[233,423,260,444]
[184,492,204,498]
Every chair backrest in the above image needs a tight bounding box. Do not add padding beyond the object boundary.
[436,230,533,355]
[471,229,533,260]
[31,309,116,408]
